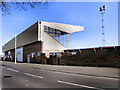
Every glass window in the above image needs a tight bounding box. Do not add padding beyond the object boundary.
[8,51,11,55]
[44,25,68,47]
[37,52,41,56]
[53,28,55,33]
[44,26,48,32]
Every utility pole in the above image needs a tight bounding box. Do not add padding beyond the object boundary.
[15,34,17,64]
[100,5,106,47]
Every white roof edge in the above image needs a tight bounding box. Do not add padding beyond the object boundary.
[41,21,84,33]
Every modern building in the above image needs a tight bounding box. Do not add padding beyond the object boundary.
[2,21,84,63]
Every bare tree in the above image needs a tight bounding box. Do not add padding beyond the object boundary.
[0,0,49,14]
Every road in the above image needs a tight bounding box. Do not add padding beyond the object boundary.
[1,61,119,89]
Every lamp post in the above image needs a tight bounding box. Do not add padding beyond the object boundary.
[8,33,17,64]
[100,5,106,47]
[15,34,17,64]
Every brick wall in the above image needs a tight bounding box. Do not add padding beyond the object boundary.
[3,41,46,64]
[60,46,120,67]
[23,41,42,63]
[3,43,120,68]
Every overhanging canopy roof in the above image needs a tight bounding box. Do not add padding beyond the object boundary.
[41,21,84,34]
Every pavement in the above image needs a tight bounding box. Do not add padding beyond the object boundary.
[0,61,119,89]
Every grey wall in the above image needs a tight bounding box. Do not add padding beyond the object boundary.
[3,22,38,51]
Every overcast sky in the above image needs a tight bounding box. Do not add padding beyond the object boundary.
[1,1,118,54]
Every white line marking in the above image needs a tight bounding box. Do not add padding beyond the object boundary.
[94,76,119,80]
[53,72,119,80]
[38,69,119,80]
[24,73,44,79]
[57,80,105,90]
[7,68,19,72]
[0,66,5,68]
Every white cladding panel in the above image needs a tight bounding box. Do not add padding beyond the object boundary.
[42,32,66,53]
[16,47,23,62]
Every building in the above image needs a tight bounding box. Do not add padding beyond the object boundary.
[2,21,84,63]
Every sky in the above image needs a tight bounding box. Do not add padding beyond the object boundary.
[0,1,118,54]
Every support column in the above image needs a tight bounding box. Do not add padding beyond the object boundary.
[67,34,69,48]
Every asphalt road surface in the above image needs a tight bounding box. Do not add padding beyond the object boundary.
[1,62,119,89]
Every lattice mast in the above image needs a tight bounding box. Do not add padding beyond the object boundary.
[100,5,106,47]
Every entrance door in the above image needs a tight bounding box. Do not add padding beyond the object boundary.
[27,55,30,63]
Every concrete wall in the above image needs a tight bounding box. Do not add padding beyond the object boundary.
[60,46,120,67]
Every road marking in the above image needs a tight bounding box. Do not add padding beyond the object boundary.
[24,73,44,79]
[0,66,5,68]
[57,80,105,90]
[53,72,119,81]
[7,68,19,72]
[94,76,119,80]
[36,69,119,80]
